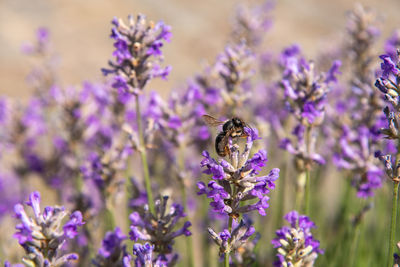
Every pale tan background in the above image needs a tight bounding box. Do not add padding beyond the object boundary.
[1,0,400,99]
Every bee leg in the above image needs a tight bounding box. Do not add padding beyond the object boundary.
[239,133,249,138]
[224,145,231,157]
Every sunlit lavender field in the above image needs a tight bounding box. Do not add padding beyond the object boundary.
[2,1,400,266]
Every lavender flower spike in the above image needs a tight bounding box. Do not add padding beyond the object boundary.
[272,211,323,267]
[375,51,400,113]
[280,46,340,126]
[334,125,383,198]
[13,191,84,267]
[132,243,175,267]
[129,196,191,266]
[279,46,340,172]
[102,15,172,96]
[133,243,154,267]
[92,227,129,267]
[208,219,255,257]
[198,127,279,218]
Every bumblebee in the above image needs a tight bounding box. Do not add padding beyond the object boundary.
[202,115,249,157]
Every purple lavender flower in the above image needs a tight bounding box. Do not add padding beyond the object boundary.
[133,243,154,267]
[280,46,340,126]
[21,98,47,143]
[132,242,178,267]
[374,46,400,185]
[198,127,279,218]
[215,42,255,104]
[21,27,50,55]
[102,15,172,96]
[193,41,255,116]
[92,227,129,267]
[80,144,132,192]
[129,196,191,265]
[332,4,383,133]
[385,30,400,61]
[279,126,326,173]
[322,5,385,202]
[143,86,207,148]
[346,4,380,79]
[230,228,260,266]
[0,97,8,126]
[272,211,322,267]
[3,261,24,267]
[0,173,22,219]
[13,191,84,266]
[128,178,149,214]
[208,219,256,258]
[378,151,400,184]
[279,46,340,171]
[375,53,400,112]
[333,126,383,198]
[21,27,60,107]
[230,0,274,48]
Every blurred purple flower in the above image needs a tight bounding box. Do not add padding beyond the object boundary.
[13,191,83,266]
[0,173,21,218]
[280,46,340,126]
[208,219,256,258]
[385,30,400,61]
[133,243,154,267]
[21,27,50,55]
[333,126,383,198]
[230,0,274,47]
[129,196,191,266]
[272,210,322,267]
[93,227,128,266]
[132,242,177,267]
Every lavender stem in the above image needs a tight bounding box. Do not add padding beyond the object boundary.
[305,169,311,215]
[225,216,233,267]
[125,165,133,231]
[295,172,305,212]
[349,217,361,267]
[388,181,399,267]
[304,125,312,215]
[178,144,195,267]
[388,141,400,267]
[103,206,116,232]
[274,157,288,229]
[135,95,155,215]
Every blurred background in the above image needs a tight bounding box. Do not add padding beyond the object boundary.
[1,0,400,99]
[1,0,400,266]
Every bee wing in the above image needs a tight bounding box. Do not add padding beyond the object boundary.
[202,114,225,126]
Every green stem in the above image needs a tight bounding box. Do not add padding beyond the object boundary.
[103,205,116,232]
[225,217,233,267]
[388,141,400,267]
[339,178,352,224]
[135,95,155,215]
[333,178,352,261]
[125,164,133,232]
[349,221,361,267]
[103,188,116,232]
[304,125,312,216]
[178,144,195,267]
[295,171,306,212]
[304,169,311,216]
[275,153,289,229]
[185,223,195,267]
[388,181,399,267]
